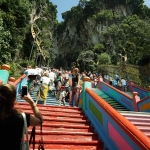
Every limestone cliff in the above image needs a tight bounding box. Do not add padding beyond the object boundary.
[54,4,133,55]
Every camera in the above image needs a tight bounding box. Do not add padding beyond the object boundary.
[21,85,28,97]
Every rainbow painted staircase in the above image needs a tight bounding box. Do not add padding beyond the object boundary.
[15,103,103,150]
[1,63,149,150]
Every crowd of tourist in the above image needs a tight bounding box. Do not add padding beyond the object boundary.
[24,66,128,107]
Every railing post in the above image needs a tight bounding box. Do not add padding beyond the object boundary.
[82,76,91,111]
[132,92,140,111]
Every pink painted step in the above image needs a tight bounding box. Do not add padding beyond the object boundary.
[130,121,150,126]
[121,114,150,119]
[120,112,150,139]
[125,117,150,123]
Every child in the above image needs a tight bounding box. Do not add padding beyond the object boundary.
[64,77,70,102]
[59,86,66,106]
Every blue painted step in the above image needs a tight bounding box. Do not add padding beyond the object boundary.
[17,85,70,106]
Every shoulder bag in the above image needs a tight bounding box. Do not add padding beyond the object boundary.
[20,112,30,150]
[38,121,44,150]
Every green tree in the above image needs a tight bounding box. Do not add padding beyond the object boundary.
[104,15,150,65]
[98,53,111,65]
[0,17,12,64]
[93,43,105,54]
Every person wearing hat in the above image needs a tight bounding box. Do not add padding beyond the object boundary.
[58,86,66,106]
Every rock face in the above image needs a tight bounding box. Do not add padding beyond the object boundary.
[54,4,133,56]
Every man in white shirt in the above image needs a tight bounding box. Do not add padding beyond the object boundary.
[48,69,56,87]
[121,78,127,91]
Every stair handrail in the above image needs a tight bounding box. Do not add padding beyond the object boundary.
[86,87,150,150]
[13,74,27,86]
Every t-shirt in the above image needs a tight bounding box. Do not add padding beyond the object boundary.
[35,68,43,76]
[0,113,30,150]
[72,73,79,87]
[121,79,126,86]
[49,72,56,80]
[40,76,51,85]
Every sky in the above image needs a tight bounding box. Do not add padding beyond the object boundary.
[50,0,79,22]
[50,0,150,22]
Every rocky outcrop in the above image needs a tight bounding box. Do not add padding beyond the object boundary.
[54,4,133,56]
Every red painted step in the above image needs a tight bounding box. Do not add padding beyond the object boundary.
[28,133,98,141]
[16,103,103,149]
[15,105,82,113]
[29,125,94,132]
[30,143,103,150]
[16,102,82,110]
[23,110,85,117]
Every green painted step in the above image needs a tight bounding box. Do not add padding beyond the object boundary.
[100,95,110,99]
[92,88,129,111]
